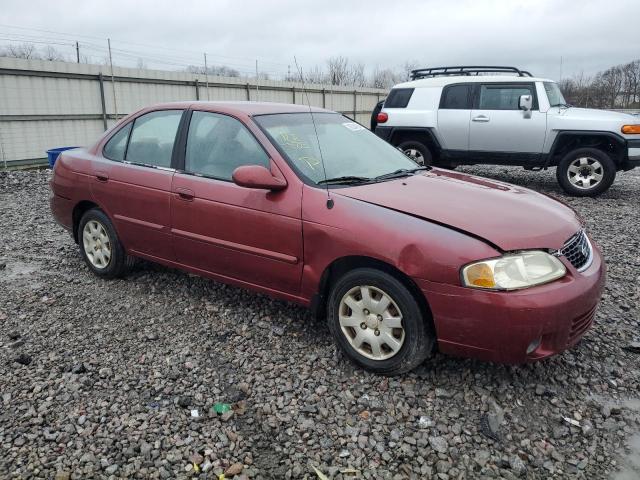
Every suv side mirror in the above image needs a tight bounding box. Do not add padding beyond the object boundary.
[232,165,287,191]
[519,94,533,111]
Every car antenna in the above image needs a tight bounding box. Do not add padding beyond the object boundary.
[293,56,333,209]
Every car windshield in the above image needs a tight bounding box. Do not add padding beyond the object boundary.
[254,113,420,185]
[544,82,568,107]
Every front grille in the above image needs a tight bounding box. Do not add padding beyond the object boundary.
[568,305,597,345]
[560,230,592,271]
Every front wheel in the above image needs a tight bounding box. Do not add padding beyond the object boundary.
[556,148,616,197]
[327,268,434,375]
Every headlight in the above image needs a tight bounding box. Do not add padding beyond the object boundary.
[461,251,566,290]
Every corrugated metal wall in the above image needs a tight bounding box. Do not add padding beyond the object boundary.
[0,57,387,165]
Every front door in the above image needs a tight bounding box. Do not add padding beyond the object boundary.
[468,83,547,161]
[170,110,303,295]
[91,109,183,261]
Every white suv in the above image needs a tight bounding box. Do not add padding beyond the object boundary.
[375,66,640,196]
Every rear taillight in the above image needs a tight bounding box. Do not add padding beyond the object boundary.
[377,112,388,123]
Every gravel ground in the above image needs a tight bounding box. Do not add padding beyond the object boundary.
[0,166,639,480]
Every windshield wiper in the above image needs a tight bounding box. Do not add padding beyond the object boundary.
[317,175,372,185]
[374,166,430,181]
[551,103,572,108]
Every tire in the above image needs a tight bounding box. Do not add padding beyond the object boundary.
[556,148,616,197]
[78,208,134,279]
[398,141,433,166]
[327,268,434,375]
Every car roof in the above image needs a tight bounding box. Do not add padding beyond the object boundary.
[393,75,555,88]
[147,101,333,116]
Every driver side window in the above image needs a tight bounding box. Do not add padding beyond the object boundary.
[185,111,269,180]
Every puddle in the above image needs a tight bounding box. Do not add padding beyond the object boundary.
[612,434,640,479]
[0,260,40,282]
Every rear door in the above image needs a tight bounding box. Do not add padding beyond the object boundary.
[170,110,303,294]
[91,109,184,261]
[436,83,472,152]
[468,83,547,161]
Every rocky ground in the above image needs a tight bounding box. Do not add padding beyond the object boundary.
[0,166,638,480]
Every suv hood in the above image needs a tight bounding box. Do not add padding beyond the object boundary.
[337,169,581,251]
[553,106,634,121]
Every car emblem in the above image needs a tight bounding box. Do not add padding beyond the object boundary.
[581,242,589,257]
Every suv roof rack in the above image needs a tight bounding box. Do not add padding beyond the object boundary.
[410,66,533,80]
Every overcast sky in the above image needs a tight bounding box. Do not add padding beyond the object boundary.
[1,0,638,80]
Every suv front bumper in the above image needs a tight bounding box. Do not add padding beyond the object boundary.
[623,140,640,170]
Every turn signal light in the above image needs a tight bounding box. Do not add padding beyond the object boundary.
[621,125,640,134]
[377,112,388,123]
[464,263,496,288]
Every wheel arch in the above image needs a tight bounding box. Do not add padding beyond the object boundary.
[389,127,442,160]
[546,131,627,168]
[72,200,101,243]
[311,255,436,336]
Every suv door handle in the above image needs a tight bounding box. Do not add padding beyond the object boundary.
[175,188,195,201]
[472,115,490,122]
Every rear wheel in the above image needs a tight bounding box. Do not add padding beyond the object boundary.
[398,141,432,166]
[78,208,134,279]
[327,268,434,375]
[556,148,616,196]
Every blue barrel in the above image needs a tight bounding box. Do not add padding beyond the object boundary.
[46,147,79,168]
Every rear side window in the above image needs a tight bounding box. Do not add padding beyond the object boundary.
[478,85,536,110]
[126,110,183,168]
[103,123,132,161]
[384,88,414,108]
[440,85,472,109]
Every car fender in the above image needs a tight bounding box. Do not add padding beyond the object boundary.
[299,185,499,300]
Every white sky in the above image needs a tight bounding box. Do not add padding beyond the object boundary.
[1,0,638,80]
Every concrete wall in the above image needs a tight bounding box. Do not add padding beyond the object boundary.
[0,57,387,165]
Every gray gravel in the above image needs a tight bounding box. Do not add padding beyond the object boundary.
[0,166,639,479]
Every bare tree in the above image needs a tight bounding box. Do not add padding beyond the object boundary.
[2,43,39,59]
[558,60,639,109]
[42,46,65,62]
[401,60,420,81]
[327,56,351,86]
[136,58,147,70]
[371,66,399,89]
[349,62,367,87]
[622,60,639,107]
[304,65,327,85]
[186,64,240,77]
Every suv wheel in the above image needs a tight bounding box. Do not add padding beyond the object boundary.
[327,268,434,375]
[398,141,432,166]
[78,208,135,279]
[556,148,616,197]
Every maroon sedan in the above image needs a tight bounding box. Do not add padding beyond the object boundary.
[50,102,605,375]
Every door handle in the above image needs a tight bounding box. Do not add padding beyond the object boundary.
[472,115,490,122]
[175,188,195,201]
[95,171,109,182]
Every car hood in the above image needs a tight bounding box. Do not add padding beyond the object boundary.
[337,169,582,251]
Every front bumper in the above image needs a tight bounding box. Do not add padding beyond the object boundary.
[622,140,640,170]
[415,243,606,364]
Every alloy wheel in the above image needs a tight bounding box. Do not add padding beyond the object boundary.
[403,148,425,166]
[82,220,112,269]
[338,285,405,360]
[567,156,604,190]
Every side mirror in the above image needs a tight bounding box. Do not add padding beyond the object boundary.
[519,94,533,111]
[232,165,287,191]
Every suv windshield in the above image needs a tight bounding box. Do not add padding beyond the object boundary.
[254,113,420,185]
[544,82,568,107]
